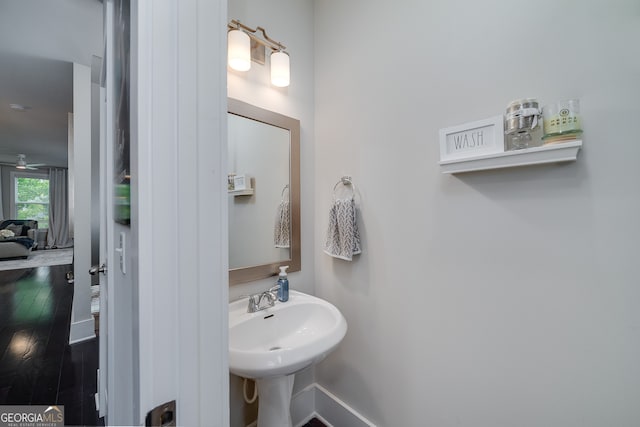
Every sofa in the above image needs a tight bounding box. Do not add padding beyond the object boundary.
[0,219,37,259]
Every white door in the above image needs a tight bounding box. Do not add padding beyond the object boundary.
[98,0,137,424]
[99,0,229,425]
[97,84,108,419]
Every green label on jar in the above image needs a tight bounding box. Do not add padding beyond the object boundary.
[544,114,582,135]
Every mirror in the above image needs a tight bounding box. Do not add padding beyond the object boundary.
[228,98,300,285]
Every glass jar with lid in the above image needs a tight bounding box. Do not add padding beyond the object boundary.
[504,98,543,150]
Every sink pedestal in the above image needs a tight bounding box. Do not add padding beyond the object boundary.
[256,374,295,427]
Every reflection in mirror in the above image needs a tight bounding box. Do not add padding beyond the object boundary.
[228,98,300,285]
[228,114,289,268]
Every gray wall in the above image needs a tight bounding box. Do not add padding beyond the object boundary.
[314,0,640,426]
[226,0,315,425]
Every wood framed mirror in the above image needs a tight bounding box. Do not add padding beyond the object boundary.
[228,98,300,285]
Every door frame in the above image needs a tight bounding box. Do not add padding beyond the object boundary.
[132,1,229,425]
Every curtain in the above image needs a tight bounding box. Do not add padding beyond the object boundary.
[48,168,72,248]
[0,169,3,220]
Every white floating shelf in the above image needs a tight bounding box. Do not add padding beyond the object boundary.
[228,188,254,196]
[439,140,582,174]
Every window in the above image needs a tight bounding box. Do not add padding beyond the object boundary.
[12,172,50,229]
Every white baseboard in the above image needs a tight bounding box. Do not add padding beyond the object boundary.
[291,383,375,427]
[292,384,316,426]
[69,317,96,344]
[295,412,332,427]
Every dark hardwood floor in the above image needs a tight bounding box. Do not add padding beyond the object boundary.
[0,264,102,426]
[302,417,327,427]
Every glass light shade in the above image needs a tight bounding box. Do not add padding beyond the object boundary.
[270,51,290,87]
[228,30,251,71]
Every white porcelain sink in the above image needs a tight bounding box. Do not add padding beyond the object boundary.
[229,290,347,379]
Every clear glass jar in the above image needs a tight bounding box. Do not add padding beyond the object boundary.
[506,125,543,150]
[504,98,543,150]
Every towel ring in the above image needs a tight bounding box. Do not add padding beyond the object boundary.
[332,176,356,200]
[281,184,289,201]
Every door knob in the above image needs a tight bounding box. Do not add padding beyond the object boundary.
[89,263,107,275]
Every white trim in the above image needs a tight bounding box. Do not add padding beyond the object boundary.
[9,170,49,180]
[9,170,50,225]
[69,318,96,344]
[134,0,228,425]
[314,383,376,427]
[71,62,95,348]
[292,384,317,427]
[132,0,152,423]
[67,112,74,238]
[135,0,180,421]
[290,383,376,427]
[191,0,230,423]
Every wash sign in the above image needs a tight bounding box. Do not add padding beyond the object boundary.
[439,115,504,161]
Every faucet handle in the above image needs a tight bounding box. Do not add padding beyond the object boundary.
[268,284,281,300]
[246,293,261,312]
[268,284,280,294]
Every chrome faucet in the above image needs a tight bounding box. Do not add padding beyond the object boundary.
[247,285,280,313]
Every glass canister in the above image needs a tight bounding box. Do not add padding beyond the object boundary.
[504,98,543,150]
[542,99,582,144]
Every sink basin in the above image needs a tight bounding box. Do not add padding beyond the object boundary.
[229,290,347,379]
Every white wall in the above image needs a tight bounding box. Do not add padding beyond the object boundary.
[69,62,95,343]
[314,0,640,426]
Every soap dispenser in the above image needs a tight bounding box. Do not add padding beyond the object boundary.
[277,266,289,302]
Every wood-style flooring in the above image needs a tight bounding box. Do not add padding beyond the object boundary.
[0,264,102,426]
[302,417,327,426]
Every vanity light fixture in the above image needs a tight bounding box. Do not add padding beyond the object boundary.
[270,50,290,87]
[227,19,290,87]
[227,28,251,71]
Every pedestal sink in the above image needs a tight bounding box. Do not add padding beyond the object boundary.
[229,290,347,427]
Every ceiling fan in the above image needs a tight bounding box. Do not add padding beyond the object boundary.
[0,154,46,170]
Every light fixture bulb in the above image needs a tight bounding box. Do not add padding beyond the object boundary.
[270,51,290,87]
[228,29,251,71]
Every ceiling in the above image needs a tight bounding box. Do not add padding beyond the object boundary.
[0,0,103,168]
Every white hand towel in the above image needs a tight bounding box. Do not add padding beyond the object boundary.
[323,198,361,261]
[274,200,290,248]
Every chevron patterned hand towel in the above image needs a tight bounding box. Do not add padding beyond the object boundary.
[323,198,361,261]
[274,199,291,248]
